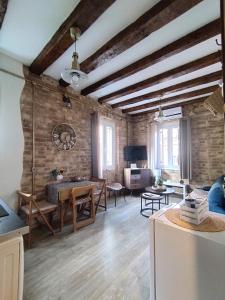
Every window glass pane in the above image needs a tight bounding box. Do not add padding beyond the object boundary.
[106,126,113,167]
[99,124,104,171]
[159,128,168,166]
[157,123,179,169]
[172,127,179,167]
[99,120,115,173]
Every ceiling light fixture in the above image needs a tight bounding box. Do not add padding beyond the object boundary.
[154,96,166,122]
[61,27,88,88]
[218,80,224,97]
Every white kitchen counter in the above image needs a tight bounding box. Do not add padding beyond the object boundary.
[149,203,225,300]
[0,198,28,300]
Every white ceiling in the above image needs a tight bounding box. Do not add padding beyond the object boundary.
[124,80,220,111]
[129,92,213,114]
[121,84,220,111]
[0,0,221,114]
[82,0,220,97]
[0,0,157,66]
[110,61,221,107]
[45,0,158,78]
[0,0,80,64]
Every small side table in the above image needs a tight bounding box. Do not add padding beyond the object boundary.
[145,187,175,205]
[140,193,163,218]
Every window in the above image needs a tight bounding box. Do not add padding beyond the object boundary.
[156,121,179,170]
[99,118,115,176]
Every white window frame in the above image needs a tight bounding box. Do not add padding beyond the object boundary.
[156,121,179,170]
[99,118,116,176]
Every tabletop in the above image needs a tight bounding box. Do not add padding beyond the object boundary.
[47,180,94,204]
[141,192,163,200]
[146,187,175,195]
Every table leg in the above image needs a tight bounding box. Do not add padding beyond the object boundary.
[164,195,167,205]
[104,188,107,211]
[115,191,117,207]
[60,202,65,232]
[141,196,143,212]
[159,199,161,210]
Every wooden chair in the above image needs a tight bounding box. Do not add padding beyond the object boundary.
[90,177,107,213]
[17,191,57,248]
[70,185,95,231]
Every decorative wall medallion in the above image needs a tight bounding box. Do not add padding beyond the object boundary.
[52,123,76,151]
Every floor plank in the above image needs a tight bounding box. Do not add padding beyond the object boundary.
[23,195,179,300]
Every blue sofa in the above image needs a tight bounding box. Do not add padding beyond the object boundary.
[208,176,225,214]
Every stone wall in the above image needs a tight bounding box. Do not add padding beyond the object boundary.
[131,102,225,186]
[20,69,132,198]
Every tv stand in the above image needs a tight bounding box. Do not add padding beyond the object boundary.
[124,168,153,190]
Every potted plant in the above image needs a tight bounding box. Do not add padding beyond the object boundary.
[51,169,64,181]
[157,176,163,187]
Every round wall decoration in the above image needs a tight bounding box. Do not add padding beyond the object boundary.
[52,123,76,151]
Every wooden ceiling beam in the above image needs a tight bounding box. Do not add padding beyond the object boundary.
[111,70,222,109]
[131,96,207,117]
[29,0,116,75]
[122,85,218,113]
[100,51,221,103]
[82,19,221,96]
[0,0,8,28]
[80,0,204,74]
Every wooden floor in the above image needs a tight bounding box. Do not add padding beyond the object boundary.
[23,195,177,300]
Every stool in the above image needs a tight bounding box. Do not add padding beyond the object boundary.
[107,183,126,207]
[140,192,163,218]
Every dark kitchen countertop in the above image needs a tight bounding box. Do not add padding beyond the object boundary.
[0,198,29,242]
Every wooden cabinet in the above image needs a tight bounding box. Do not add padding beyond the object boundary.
[124,168,153,190]
[0,236,24,300]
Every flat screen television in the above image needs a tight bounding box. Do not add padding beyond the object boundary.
[124,145,147,161]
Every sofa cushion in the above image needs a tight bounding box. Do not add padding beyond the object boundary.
[216,175,225,185]
[208,182,225,212]
[190,189,208,201]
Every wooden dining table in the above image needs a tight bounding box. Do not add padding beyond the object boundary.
[46,180,96,231]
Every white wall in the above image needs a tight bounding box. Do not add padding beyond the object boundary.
[0,53,25,209]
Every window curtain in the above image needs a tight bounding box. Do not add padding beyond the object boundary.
[179,118,192,180]
[91,112,100,178]
[147,122,157,172]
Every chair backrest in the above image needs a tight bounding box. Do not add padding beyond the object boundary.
[71,185,93,202]
[109,182,123,190]
[17,191,34,206]
[17,191,37,215]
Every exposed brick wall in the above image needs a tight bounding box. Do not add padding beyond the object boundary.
[183,102,225,185]
[20,68,132,198]
[20,68,224,195]
[131,102,225,186]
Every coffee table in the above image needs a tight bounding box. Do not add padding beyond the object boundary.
[140,193,163,218]
[145,187,175,205]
